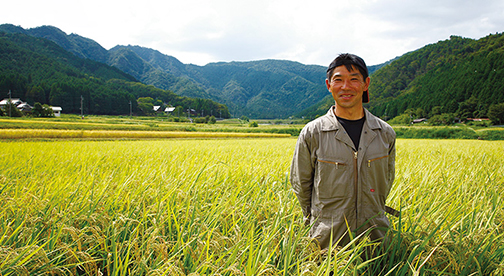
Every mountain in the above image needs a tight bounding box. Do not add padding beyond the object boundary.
[0,29,230,117]
[298,34,504,120]
[107,45,213,100]
[1,23,403,119]
[108,46,330,118]
[0,24,348,118]
[368,34,504,119]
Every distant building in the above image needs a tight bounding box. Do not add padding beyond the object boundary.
[0,98,23,107]
[0,98,62,117]
[17,102,33,113]
[412,118,428,124]
[466,118,490,122]
[51,106,62,117]
[164,107,175,114]
[0,98,32,114]
[188,108,197,116]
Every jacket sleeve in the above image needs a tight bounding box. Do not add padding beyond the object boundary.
[387,133,396,188]
[290,127,316,223]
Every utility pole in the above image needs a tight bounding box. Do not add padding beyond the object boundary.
[8,90,11,117]
[129,101,132,118]
[80,95,84,119]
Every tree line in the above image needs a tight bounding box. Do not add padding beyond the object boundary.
[367,34,504,125]
[0,31,230,118]
[297,33,504,125]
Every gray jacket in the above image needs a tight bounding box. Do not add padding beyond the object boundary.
[290,107,396,249]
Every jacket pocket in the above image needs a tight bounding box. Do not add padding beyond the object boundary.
[315,158,352,199]
[363,154,391,198]
[366,155,388,168]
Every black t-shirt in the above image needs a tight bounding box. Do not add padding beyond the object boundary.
[336,115,365,150]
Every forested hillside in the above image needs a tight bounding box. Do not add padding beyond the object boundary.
[0,31,230,117]
[5,23,499,122]
[369,34,504,120]
[0,24,336,118]
[299,33,504,124]
[109,46,330,118]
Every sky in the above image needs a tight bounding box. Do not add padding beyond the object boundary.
[3,0,504,67]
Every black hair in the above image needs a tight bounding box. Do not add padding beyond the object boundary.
[326,53,368,81]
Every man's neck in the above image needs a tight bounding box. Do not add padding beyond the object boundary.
[333,105,364,120]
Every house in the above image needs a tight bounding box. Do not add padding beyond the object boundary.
[0,98,32,114]
[0,98,23,107]
[51,106,62,117]
[188,108,197,116]
[412,118,428,124]
[466,118,490,122]
[17,102,33,113]
[164,107,175,114]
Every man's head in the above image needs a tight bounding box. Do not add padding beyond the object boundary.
[326,54,369,103]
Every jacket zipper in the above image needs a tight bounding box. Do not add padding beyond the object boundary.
[353,151,358,225]
[367,155,389,167]
[318,159,346,169]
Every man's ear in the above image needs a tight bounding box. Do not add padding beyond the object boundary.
[325,78,331,90]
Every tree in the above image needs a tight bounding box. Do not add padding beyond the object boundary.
[32,102,54,117]
[388,113,410,125]
[174,106,184,117]
[415,108,426,118]
[429,113,455,126]
[26,85,46,104]
[457,96,478,119]
[488,103,504,125]
[32,102,44,117]
[3,102,24,117]
[429,106,443,117]
[137,97,155,116]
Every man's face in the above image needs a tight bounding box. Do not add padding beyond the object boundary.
[325,65,370,110]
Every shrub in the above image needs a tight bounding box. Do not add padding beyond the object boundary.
[2,103,24,117]
[32,102,54,117]
[388,113,411,125]
[488,103,504,125]
[194,117,207,124]
[208,116,217,124]
[429,113,455,126]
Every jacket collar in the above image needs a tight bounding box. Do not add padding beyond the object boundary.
[321,106,382,132]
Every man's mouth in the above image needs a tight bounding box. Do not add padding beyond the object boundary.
[339,94,354,100]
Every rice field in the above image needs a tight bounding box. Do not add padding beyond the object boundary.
[0,138,503,275]
[0,129,290,139]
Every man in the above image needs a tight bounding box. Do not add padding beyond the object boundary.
[290,53,397,249]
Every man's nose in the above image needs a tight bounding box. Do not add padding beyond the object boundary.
[341,79,351,89]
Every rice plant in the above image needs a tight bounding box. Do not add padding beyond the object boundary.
[0,139,502,275]
[0,129,290,139]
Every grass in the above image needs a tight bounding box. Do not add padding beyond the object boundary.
[0,139,503,275]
